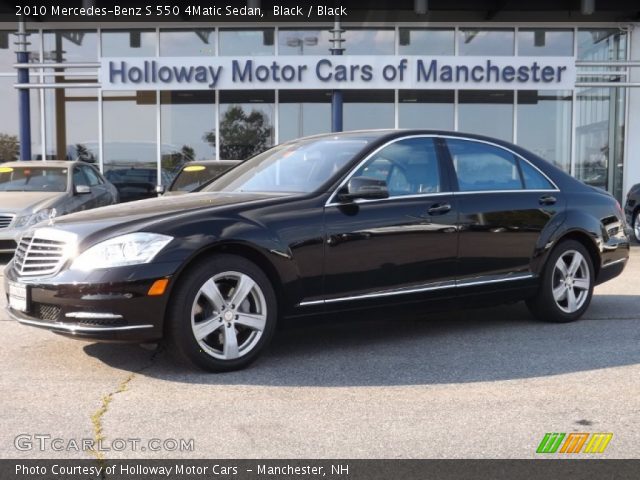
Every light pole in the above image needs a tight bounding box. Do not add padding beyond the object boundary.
[329,16,345,132]
[15,17,31,160]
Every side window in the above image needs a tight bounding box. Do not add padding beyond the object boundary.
[446,139,523,192]
[73,167,89,187]
[81,166,102,186]
[352,138,441,197]
[520,160,555,190]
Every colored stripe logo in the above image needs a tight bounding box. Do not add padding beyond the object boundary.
[537,433,612,454]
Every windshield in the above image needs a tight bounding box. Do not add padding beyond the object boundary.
[0,166,68,192]
[171,163,237,192]
[202,135,376,194]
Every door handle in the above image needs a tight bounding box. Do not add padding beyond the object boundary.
[539,195,557,206]
[427,202,451,215]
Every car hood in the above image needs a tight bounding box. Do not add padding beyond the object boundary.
[49,191,291,242]
[0,191,66,215]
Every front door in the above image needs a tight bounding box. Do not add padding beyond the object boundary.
[323,136,458,306]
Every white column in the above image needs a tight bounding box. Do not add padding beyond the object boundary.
[624,23,640,197]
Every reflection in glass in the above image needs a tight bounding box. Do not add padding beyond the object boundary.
[103,91,160,200]
[101,30,156,57]
[517,90,572,172]
[343,29,394,55]
[458,90,514,141]
[577,29,627,61]
[219,91,275,160]
[518,29,573,57]
[399,90,454,130]
[0,77,41,162]
[398,29,454,55]
[160,29,215,56]
[459,29,514,56]
[219,29,274,56]
[43,30,97,63]
[278,29,327,55]
[344,90,394,131]
[576,87,625,200]
[279,90,331,142]
[278,28,393,56]
[45,88,99,162]
[161,91,216,176]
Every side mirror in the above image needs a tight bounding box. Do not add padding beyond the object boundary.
[75,185,91,195]
[339,176,389,202]
[155,185,166,195]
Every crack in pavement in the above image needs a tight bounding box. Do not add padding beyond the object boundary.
[87,345,163,473]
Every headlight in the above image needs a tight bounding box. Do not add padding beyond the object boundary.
[70,232,173,271]
[14,208,56,228]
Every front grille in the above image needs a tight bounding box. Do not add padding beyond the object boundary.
[33,303,62,322]
[77,317,127,327]
[0,214,14,229]
[13,229,75,277]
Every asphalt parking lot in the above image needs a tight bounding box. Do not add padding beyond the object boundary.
[0,247,638,460]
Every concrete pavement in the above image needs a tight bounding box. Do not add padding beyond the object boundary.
[1,248,638,459]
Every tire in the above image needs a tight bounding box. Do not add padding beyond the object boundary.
[166,254,277,372]
[526,240,595,323]
[633,210,640,243]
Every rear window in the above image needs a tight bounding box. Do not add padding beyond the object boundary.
[0,166,68,192]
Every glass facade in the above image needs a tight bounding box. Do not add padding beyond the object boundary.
[1,26,633,201]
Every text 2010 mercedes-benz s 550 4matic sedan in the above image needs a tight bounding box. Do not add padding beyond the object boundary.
[4,131,630,372]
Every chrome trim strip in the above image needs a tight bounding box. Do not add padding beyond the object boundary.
[602,257,627,268]
[298,273,534,306]
[6,308,152,333]
[325,134,559,208]
[65,312,124,319]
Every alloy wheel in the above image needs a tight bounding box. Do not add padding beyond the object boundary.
[634,211,640,242]
[191,271,267,360]
[551,250,591,314]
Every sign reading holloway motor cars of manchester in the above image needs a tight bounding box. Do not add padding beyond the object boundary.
[100,55,576,90]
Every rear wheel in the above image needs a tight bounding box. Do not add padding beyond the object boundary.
[633,210,640,243]
[526,240,594,323]
[166,254,277,372]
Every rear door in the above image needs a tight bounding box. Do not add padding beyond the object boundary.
[442,137,564,287]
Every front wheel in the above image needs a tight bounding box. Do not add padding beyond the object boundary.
[633,210,640,243]
[166,254,277,372]
[526,240,595,323]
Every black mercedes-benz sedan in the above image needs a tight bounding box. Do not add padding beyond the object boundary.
[624,183,640,242]
[4,130,630,372]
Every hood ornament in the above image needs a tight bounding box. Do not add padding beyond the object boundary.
[47,208,57,226]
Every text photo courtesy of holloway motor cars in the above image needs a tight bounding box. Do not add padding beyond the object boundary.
[0,0,639,478]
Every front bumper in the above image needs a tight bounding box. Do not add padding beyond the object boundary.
[3,260,181,342]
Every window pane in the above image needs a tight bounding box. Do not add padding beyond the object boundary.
[0,77,41,161]
[45,88,99,163]
[459,29,514,56]
[577,29,627,61]
[447,139,522,192]
[343,90,394,131]
[278,29,329,55]
[160,29,215,56]
[520,160,554,190]
[458,90,513,141]
[399,90,454,130]
[43,30,97,63]
[343,29,394,55]
[219,29,274,56]
[518,29,573,56]
[101,30,156,57]
[102,90,158,200]
[219,90,275,160]
[1,30,39,73]
[517,90,572,172]
[354,137,441,196]
[399,28,454,55]
[161,91,216,179]
[279,90,331,142]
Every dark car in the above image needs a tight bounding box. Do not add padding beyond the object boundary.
[105,167,173,203]
[624,183,640,242]
[164,160,241,196]
[0,161,119,253]
[4,131,629,372]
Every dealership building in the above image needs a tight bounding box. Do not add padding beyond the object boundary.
[0,1,639,201]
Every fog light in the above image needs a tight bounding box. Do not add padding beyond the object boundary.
[148,278,169,296]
